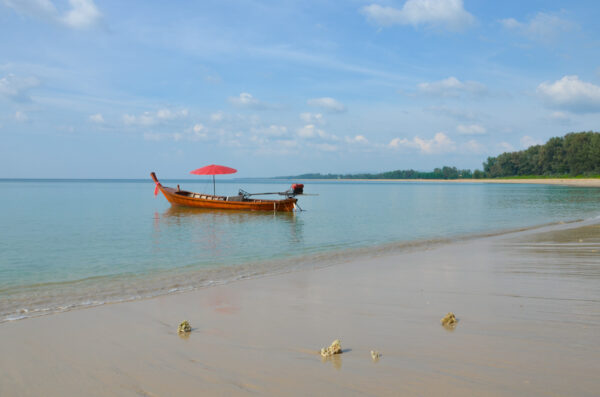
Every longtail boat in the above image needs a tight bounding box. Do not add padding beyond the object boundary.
[151,172,303,212]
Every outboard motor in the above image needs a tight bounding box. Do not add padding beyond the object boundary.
[291,183,304,195]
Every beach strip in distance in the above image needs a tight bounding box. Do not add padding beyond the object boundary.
[0,219,599,396]
[293,178,600,187]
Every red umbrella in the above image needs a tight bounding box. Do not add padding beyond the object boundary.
[190,164,237,195]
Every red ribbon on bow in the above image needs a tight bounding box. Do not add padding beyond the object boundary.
[154,181,160,197]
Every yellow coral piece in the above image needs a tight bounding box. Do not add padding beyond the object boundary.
[440,312,457,328]
[370,350,381,360]
[178,320,192,334]
[320,339,342,357]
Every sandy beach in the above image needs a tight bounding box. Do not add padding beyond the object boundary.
[1,220,599,396]
[310,178,600,187]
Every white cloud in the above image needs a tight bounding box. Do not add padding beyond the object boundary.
[456,123,486,135]
[361,0,475,31]
[388,137,406,148]
[228,93,269,110]
[418,76,487,97]
[549,111,570,124]
[537,75,600,113]
[500,12,574,42]
[500,18,520,30]
[0,74,40,102]
[346,135,369,144]
[297,124,319,139]
[388,132,455,154]
[15,111,28,122]
[156,108,189,120]
[2,0,101,29]
[61,0,101,29]
[300,112,324,124]
[89,113,104,123]
[296,124,338,141]
[122,108,189,126]
[188,124,208,141]
[520,135,542,148]
[307,97,346,113]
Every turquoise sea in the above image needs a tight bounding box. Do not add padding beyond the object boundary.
[1,179,599,322]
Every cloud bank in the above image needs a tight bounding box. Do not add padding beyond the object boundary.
[1,0,102,29]
[361,0,475,31]
[0,74,40,102]
[537,75,600,113]
[389,132,456,154]
[228,93,276,110]
[500,12,574,42]
[307,97,346,113]
[418,76,487,97]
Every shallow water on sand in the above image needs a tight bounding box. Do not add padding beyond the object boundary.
[1,179,599,321]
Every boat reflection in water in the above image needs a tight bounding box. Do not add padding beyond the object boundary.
[152,206,305,269]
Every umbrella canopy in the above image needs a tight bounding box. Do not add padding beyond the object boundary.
[190,164,237,175]
[190,164,237,195]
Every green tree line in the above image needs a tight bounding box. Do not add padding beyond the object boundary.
[286,166,473,180]
[483,131,600,177]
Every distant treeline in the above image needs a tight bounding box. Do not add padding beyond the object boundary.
[283,166,475,180]
[281,131,600,180]
[483,131,600,177]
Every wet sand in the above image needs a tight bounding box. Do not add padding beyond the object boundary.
[0,221,599,396]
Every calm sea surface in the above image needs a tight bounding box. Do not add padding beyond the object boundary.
[1,179,599,322]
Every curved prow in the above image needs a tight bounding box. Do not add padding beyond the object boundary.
[150,172,160,184]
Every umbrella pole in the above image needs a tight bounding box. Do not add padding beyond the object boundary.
[213,175,216,196]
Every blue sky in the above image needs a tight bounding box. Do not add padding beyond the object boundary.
[1,0,600,178]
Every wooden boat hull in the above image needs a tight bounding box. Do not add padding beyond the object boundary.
[151,172,297,212]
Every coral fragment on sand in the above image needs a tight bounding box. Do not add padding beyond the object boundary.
[440,312,457,328]
[178,320,192,334]
[320,339,342,357]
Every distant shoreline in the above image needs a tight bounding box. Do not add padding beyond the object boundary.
[281,178,600,187]
[2,177,600,187]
